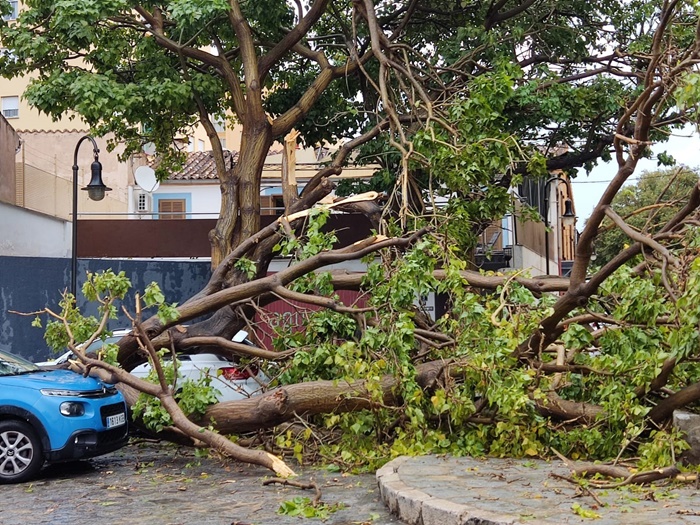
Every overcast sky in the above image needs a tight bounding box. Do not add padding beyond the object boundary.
[571,125,700,222]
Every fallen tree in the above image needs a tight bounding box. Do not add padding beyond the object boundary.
[6,0,700,476]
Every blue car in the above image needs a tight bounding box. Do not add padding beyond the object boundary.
[0,349,128,483]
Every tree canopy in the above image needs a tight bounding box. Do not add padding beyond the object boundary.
[594,167,700,265]
[3,0,694,261]
[4,0,700,480]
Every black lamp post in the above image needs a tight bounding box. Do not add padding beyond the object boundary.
[542,176,576,275]
[71,135,111,299]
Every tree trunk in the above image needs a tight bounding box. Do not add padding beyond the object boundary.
[199,361,448,433]
[210,114,273,267]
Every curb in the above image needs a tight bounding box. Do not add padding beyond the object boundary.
[376,457,516,525]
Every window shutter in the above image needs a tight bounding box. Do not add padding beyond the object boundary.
[158,199,186,219]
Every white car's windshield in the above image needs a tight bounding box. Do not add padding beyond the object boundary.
[84,336,122,353]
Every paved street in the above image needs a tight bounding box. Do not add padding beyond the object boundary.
[5,441,700,525]
[0,441,400,525]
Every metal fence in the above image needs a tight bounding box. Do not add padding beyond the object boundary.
[0,256,212,362]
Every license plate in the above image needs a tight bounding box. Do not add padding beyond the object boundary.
[106,412,126,428]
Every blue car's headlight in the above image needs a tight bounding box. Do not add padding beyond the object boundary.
[41,388,86,397]
[60,401,86,417]
[40,386,117,398]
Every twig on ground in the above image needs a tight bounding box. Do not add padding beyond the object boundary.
[550,473,605,507]
[262,478,322,505]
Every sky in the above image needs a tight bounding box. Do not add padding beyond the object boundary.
[571,126,700,222]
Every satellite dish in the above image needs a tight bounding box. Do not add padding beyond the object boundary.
[134,165,160,192]
[142,142,157,155]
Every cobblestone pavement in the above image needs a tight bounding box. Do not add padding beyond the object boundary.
[0,441,401,525]
[377,455,700,525]
[6,443,700,525]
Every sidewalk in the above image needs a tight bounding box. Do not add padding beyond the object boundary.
[377,455,700,525]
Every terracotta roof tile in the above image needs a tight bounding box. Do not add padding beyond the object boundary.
[166,150,238,181]
[17,128,91,134]
[156,148,363,182]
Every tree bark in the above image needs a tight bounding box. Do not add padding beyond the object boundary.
[210,117,273,267]
[198,361,452,433]
[648,381,700,425]
[533,391,604,425]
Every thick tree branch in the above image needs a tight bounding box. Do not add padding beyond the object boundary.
[603,206,678,265]
[485,0,538,30]
[534,392,604,425]
[118,227,429,370]
[648,381,700,425]
[198,360,453,433]
[259,0,331,80]
[179,336,297,361]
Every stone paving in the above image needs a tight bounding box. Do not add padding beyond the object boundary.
[377,455,700,525]
[5,441,700,525]
[0,442,400,525]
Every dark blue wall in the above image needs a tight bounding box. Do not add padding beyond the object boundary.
[0,256,211,362]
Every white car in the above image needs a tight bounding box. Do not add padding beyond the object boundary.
[37,329,267,402]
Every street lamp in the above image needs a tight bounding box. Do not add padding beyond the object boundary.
[71,135,111,299]
[542,176,576,275]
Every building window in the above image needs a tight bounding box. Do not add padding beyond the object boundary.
[518,177,546,218]
[212,115,226,133]
[157,199,186,219]
[260,194,285,216]
[197,139,205,152]
[2,1,18,21]
[1,96,19,119]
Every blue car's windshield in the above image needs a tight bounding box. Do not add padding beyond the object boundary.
[0,350,40,376]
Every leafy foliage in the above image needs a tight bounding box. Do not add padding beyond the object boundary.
[143,282,181,325]
[268,229,700,471]
[594,168,700,266]
[42,270,131,353]
[131,358,220,432]
[278,496,346,519]
[33,270,214,432]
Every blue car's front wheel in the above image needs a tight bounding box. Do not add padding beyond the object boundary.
[0,420,44,484]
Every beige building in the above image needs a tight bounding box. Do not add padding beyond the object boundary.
[0,114,20,204]
[2,3,131,218]
[1,72,82,132]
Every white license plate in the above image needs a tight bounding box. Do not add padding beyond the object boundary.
[106,412,126,428]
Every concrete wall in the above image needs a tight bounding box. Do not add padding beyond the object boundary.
[0,256,212,362]
[0,201,71,257]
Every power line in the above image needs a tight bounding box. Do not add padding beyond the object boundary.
[571,169,699,186]
[21,144,61,164]
[571,177,642,185]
